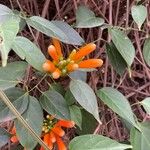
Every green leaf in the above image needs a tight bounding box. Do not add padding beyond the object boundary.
[0,4,14,23]
[97,87,139,130]
[69,105,82,129]
[70,80,101,123]
[76,6,104,28]
[27,16,84,45]
[0,61,27,90]
[40,90,70,120]
[131,5,147,30]
[50,83,65,96]
[0,87,28,123]
[141,97,150,114]
[130,122,150,150]
[69,134,132,150]
[0,19,20,66]
[106,42,127,75]
[0,128,10,148]
[15,96,43,150]
[143,38,150,67]
[65,90,76,106]
[12,36,46,71]
[110,28,135,66]
[69,70,87,82]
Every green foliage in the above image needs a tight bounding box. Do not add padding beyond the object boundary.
[110,28,135,67]
[70,79,101,123]
[0,61,27,90]
[143,38,150,67]
[0,18,20,66]
[40,90,70,120]
[130,122,150,150]
[131,5,147,30]
[69,134,132,150]
[15,96,43,150]
[106,42,127,75]
[141,97,150,114]
[97,87,139,130]
[76,6,104,28]
[12,36,46,71]
[0,128,10,148]
[69,70,87,81]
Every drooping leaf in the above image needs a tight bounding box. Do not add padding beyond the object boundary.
[76,6,104,28]
[0,128,10,148]
[143,38,150,67]
[70,80,101,123]
[0,19,20,66]
[131,5,147,30]
[15,96,43,150]
[27,16,84,45]
[0,87,28,123]
[40,90,70,120]
[110,28,135,66]
[69,105,82,129]
[130,122,150,150]
[0,61,27,90]
[12,36,46,71]
[69,134,132,150]
[106,42,127,75]
[0,4,14,23]
[69,70,87,82]
[141,97,150,114]
[97,87,139,130]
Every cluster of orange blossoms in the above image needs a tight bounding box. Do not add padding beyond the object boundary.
[10,115,75,150]
[42,38,103,79]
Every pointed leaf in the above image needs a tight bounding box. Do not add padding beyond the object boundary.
[12,36,46,71]
[131,5,147,30]
[69,105,82,129]
[27,16,84,45]
[143,38,150,67]
[110,28,135,66]
[0,128,10,148]
[0,87,28,123]
[69,134,132,150]
[97,87,139,130]
[106,42,127,75]
[76,6,104,28]
[70,80,101,123]
[0,61,27,90]
[15,96,43,150]
[40,90,70,120]
[141,97,150,114]
[0,19,20,66]
[130,122,150,150]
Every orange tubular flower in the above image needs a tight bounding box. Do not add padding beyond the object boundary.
[67,63,79,72]
[72,43,96,61]
[52,68,61,79]
[51,126,65,137]
[56,135,67,150]
[49,131,56,143]
[48,45,59,62]
[57,120,75,128]
[79,59,103,68]
[10,127,19,143]
[52,38,63,57]
[42,60,56,73]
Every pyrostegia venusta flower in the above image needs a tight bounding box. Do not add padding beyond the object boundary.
[10,127,19,143]
[40,114,75,150]
[42,38,103,79]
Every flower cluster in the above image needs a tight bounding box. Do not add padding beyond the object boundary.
[42,38,103,79]
[41,115,75,150]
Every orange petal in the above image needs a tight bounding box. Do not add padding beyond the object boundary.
[48,45,59,62]
[43,133,50,145]
[51,126,65,137]
[42,60,56,73]
[52,38,62,57]
[72,43,96,61]
[57,120,75,128]
[40,147,45,150]
[49,131,56,143]
[67,63,79,72]
[56,135,67,150]
[79,59,103,68]
[52,68,61,79]
[10,126,16,134]
[69,49,77,60]
[10,135,19,143]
